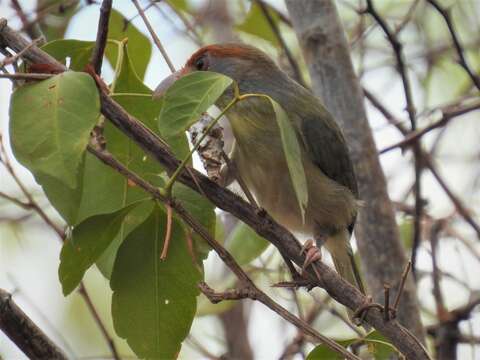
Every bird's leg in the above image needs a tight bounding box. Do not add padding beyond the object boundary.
[300,238,323,274]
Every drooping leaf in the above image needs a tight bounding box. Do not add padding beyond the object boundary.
[59,200,154,295]
[236,3,280,47]
[41,39,94,71]
[106,9,152,79]
[269,97,308,222]
[10,71,100,190]
[156,71,232,137]
[111,206,201,359]
[225,222,269,265]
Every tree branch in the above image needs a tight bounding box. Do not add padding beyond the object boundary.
[89,0,112,75]
[0,289,68,360]
[0,19,431,360]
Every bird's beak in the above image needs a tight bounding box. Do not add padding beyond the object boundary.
[152,67,189,99]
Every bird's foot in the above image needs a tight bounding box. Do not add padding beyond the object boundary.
[300,239,322,275]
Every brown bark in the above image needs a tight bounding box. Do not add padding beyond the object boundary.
[0,289,68,360]
[285,0,425,341]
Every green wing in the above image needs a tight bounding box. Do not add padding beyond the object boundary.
[299,112,358,197]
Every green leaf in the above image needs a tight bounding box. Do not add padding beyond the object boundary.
[365,331,398,359]
[269,98,308,222]
[173,182,216,261]
[59,200,154,295]
[236,3,280,47]
[41,39,94,71]
[36,0,79,41]
[399,217,414,250]
[111,205,201,359]
[306,340,353,360]
[226,222,269,265]
[106,9,152,79]
[156,71,233,137]
[95,196,157,279]
[10,71,100,189]
[168,0,190,13]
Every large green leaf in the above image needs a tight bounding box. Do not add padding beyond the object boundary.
[111,205,201,359]
[225,222,269,265]
[10,71,100,190]
[236,3,280,47]
[59,200,155,295]
[106,9,152,79]
[269,97,308,222]
[41,39,94,71]
[156,71,233,137]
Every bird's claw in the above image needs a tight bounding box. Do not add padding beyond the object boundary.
[353,295,383,325]
[300,239,322,274]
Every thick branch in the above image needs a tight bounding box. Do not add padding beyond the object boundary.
[0,19,431,360]
[0,289,68,359]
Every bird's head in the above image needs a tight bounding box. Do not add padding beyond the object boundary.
[153,43,286,98]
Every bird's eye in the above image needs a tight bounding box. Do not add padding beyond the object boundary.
[195,57,208,71]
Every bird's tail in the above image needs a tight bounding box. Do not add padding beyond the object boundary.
[325,229,368,328]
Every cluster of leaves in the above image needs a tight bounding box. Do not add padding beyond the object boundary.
[7,7,290,359]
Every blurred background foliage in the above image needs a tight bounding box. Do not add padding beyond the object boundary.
[0,0,479,359]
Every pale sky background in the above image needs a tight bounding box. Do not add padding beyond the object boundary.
[0,1,479,359]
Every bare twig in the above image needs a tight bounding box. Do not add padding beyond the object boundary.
[254,0,305,87]
[0,72,53,80]
[10,0,46,45]
[0,288,68,359]
[380,101,480,154]
[131,0,176,72]
[384,284,390,321]
[426,0,480,91]
[89,0,112,75]
[392,261,411,317]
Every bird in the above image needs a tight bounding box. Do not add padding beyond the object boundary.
[154,43,365,320]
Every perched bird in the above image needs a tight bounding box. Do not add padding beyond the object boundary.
[155,44,364,316]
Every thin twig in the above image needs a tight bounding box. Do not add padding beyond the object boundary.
[131,0,176,72]
[89,0,112,75]
[254,0,305,87]
[392,261,411,316]
[384,284,390,321]
[0,72,52,80]
[426,0,480,91]
[364,0,423,278]
[380,101,480,154]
